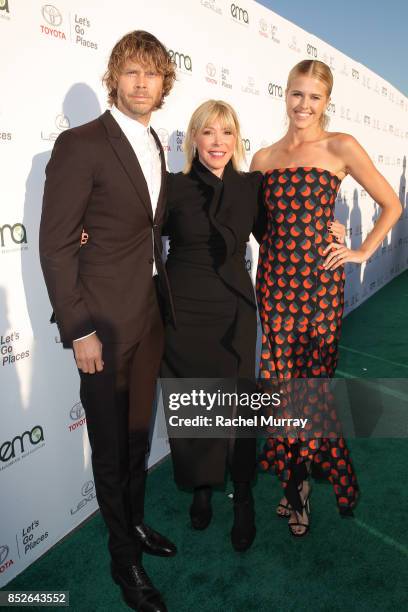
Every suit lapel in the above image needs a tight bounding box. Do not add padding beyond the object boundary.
[151,127,167,223]
[100,110,153,221]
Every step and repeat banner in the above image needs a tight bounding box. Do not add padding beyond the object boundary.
[1,0,407,585]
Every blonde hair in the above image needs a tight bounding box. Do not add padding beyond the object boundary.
[286,60,333,129]
[183,100,245,173]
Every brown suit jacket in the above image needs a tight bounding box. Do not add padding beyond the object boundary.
[39,110,173,347]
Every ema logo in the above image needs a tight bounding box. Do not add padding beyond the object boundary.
[0,425,45,464]
[0,545,14,574]
[306,43,318,58]
[230,3,249,24]
[268,82,283,99]
[0,223,27,250]
[169,49,192,73]
[40,4,66,39]
[242,138,251,152]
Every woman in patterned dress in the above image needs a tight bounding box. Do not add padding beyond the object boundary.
[250,60,402,536]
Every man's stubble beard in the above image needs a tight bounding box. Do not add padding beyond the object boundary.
[117,91,162,120]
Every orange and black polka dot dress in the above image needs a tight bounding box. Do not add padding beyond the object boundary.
[256,167,359,514]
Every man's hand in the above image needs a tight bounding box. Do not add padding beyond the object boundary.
[73,334,104,374]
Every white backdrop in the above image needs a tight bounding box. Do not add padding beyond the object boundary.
[1,0,407,585]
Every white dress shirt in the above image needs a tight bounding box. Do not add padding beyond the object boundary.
[110,104,162,224]
[74,105,162,342]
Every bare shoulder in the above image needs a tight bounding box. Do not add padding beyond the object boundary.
[251,146,269,165]
[327,132,375,177]
[250,143,278,172]
[327,132,361,155]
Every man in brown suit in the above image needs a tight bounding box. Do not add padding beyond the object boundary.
[40,31,176,612]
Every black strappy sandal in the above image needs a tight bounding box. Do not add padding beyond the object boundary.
[276,498,293,518]
[288,481,311,538]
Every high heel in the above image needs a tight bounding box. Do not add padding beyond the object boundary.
[288,481,311,538]
[276,497,292,519]
[231,482,256,552]
[190,486,212,530]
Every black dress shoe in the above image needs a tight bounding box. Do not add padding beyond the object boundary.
[190,486,212,530]
[111,561,167,612]
[134,523,177,557]
[231,497,256,552]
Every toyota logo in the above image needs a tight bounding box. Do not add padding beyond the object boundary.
[42,5,62,26]
[81,481,94,497]
[55,114,70,131]
[259,19,267,32]
[206,63,216,78]
[0,545,9,565]
[70,402,85,421]
[157,128,169,146]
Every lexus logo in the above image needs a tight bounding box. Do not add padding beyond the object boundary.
[55,114,70,130]
[42,5,62,26]
[70,402,85,421]
[206,63,216,78]
[81,481,94,497]
[0,545,9,565]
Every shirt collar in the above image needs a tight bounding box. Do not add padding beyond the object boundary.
[110,104,151,139]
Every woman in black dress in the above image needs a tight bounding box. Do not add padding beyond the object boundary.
[161,100,265,551]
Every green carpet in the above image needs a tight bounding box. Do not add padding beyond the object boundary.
[4,272,408,611]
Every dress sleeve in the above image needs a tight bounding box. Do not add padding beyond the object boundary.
[251,171,266,244]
